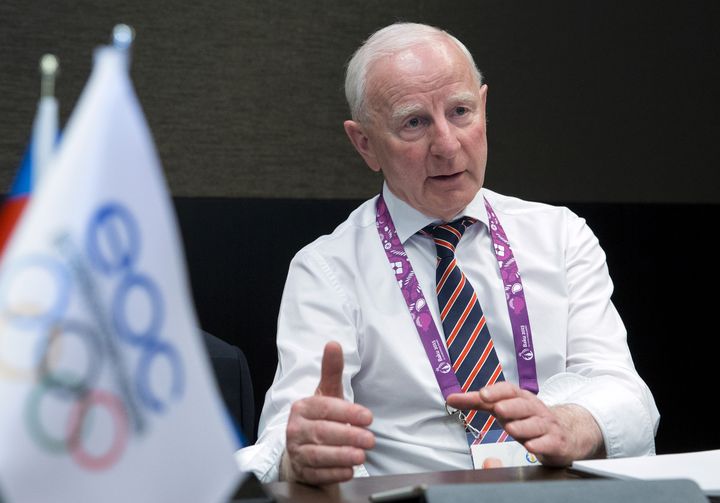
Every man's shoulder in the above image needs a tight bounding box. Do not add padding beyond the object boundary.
[482,189,594,249]
[482,188,578,224]
[482,187,563,213]
[294,195,380,258]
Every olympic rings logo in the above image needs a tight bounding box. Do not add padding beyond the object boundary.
[0,202,184,470]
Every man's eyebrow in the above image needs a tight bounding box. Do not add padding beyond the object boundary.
[448,91,477,104]
[391,103,424,122]
[391,92,479,121]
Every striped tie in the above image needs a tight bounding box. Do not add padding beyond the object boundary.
[423,218,508,445]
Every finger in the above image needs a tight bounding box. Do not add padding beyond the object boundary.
[481,457,503,469]
[503,415,549,442]
[316,341,345,399]
[524,435,573,467]
[291,396,373,426]
[492,396,545,422]
[294,465,355,485]
[447,383,529,411]
[477,381,526,402]
[446,391,494,411]
[291,444,367,470]
[289,417,375,449]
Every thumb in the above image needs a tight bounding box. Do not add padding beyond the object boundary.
[315,341,345,399]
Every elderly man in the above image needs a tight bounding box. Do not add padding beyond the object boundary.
[237,22,659,485]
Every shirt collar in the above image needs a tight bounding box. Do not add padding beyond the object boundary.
[381,182,490,244]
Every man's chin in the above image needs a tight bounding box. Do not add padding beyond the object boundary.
[422,201,472,222]
[423,189,479,221]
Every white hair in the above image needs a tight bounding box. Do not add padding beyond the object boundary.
[345,22,483,122]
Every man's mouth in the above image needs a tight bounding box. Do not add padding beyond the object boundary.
[430,171,464,180]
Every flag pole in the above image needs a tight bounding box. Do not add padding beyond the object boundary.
[39,54,59,98]
[112,23,135,50]
[110,24,135,74]
[31,54,59,188]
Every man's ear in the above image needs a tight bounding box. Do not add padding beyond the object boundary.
[479,84,488,120]
[344,120,381,172]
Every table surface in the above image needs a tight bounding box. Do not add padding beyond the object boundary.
[256,465,595,503]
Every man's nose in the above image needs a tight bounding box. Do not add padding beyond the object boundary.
[429,119,460,158]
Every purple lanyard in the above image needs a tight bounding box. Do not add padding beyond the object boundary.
[375,194,539,398]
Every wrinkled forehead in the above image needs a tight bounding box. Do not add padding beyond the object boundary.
[389,41,456,75]
[364,41,479,113]
[368,40,462,83]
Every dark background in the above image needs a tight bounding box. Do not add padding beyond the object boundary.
[2,1,719,455]
[2,0,719,202]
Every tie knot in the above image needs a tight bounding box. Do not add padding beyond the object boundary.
[422,217,477,259]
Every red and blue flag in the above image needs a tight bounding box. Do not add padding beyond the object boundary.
[0,145,34,255]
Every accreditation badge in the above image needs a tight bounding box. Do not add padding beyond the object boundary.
[471,440,540,469]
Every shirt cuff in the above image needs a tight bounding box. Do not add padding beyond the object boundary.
[234,436,285,483]
[538,372,657,458]
[234,445,370,483]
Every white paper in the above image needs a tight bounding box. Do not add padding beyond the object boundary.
[572,450,720,496]
[472,440,540,468]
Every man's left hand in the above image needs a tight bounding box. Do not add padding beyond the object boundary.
[446,382,605,466]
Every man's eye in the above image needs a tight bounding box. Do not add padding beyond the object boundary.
[406,117,422,128]
[455,106,469,116]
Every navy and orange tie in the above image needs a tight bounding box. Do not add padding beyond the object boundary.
[423,218,508,445]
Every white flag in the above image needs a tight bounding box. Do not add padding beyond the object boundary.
[0,44,240,502]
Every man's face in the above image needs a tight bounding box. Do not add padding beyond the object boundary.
[345,40,488,221]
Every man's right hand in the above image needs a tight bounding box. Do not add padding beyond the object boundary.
[282,341,375,485]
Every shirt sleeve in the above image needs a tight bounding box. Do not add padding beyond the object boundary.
[234,246,362,482]
[537,208,660,458]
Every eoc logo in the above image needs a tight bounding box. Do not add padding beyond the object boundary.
[436,362,452,374]
[0,202,184,470]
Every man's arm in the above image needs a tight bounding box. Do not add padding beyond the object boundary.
[236,244,376,483]
[448,207,658,464]
[555,208,658,457]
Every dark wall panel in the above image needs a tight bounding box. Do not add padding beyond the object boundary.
[2,0,719,203]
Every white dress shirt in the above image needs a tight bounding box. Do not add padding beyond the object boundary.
[236,185,659,482]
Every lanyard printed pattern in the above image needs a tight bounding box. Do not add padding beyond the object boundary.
[375,196,462,399]
[483,200,538,393]
[375,194,538,399]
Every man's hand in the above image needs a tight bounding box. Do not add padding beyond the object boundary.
[447,382,605,466]
[282,342,375,485]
